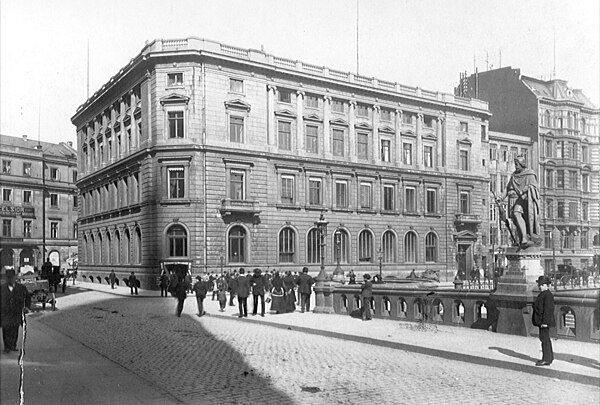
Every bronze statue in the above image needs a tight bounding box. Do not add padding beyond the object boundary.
[496,155,541,248]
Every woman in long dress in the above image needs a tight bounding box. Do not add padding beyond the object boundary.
[282,270,296,313]
[269,271,285,314]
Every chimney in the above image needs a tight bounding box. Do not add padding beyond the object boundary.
[22,135,28,141]
[67,141,73,147]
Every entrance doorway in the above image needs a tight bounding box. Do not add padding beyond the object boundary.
[457,244,473,280]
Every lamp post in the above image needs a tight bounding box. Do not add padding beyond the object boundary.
[332,227,345,282]
[551,229,557,291]
[315,213,329,281]
[377,246,383,282]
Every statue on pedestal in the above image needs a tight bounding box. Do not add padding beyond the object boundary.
[496,155,541,249]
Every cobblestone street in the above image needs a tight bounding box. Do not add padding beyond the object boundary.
[10,288,595,405]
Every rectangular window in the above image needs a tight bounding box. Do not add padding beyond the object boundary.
[557,201,565,218]
[569,201,578,220]
[2,219,11,237]
[359,182,372,209]
[168,111,184,138]
[50,193,58,207]
[356,104,368,117]
[557,170,564,188]
[544,231,552,249]
[306,125,319,154]
[546,200,553,219]
[308,178,322,206]
[545,140,553,158]
[73,170,78,182]
[230,170,245,200]
[281,175,294,204]
[332,129,344,157]
[424,145,433,167]
[545,170,553,188]
[167,73,183,86]
[23,220,32,238]
[335,180,348,208]
[278,89,292,103]
[380,109,392,121]
[50,222,58,239]
[23,162,31,177]
[481,125,487,141]
[229,116,244,143]
[73,194,78,208]
[278,121,292,150]
[582,202,588,220]
[459,150,469,170]
[423,116,434,129]
[332,99,344,113]
[383,185,395,211]
[229,78,243,93]
[581,231,589,249]
[23,190,32,204]
[581,146,588,163]
[402,143,413,165]
[490,175,497,192]
[459,191,470,214]
[568,142,577,159]
[168,167,185,199]
[357,132,369,160]
[50,167,59,180]
[402,113,413,125]
[500,146,508,162]
[405,187,416,213]
[556,141,564,158]
[381,139,391,162]
[305,95,318,109]
[2,160,11,174]
[500,175,507,192]
[2,189,12,202]
[510,146,518,161]
[569,171,577,189]
[426,189,437,214]
[489,144,497,161]
[460,122,468,132]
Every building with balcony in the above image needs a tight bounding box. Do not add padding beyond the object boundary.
[457,67,600,272]
[72,38,491,288]
[0,134,78,275]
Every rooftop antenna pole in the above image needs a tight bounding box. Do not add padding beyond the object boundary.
[87,38,90,99]
[552,30,556,78]
[37,89,41,146]
[356,0,359,74]
[499,48,502,68]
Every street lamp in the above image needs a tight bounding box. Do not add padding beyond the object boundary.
[332,227,345,282]
[314,213,329,281]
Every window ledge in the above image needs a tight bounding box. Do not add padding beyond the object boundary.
[357,208,377,214]
[160,198,191,206]
[332,207,353,213]
[380,210,400,216]
[276,203,301,210]
[424,213,442,218]
[305,205,328,212]
[403,212,420,217]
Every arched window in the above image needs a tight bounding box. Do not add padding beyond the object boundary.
[82,234,88,264]
[97,233,103,263]
[228,226,246,263]
[279,227,296,263]
[544,110,551,127]
[358,230,373,262]
[333,228,350,264]
[135,227,142,264]
[404,231,418,263]
[106,231,112,264]
[307,228,321,264]
[124,229,131,264]
[89,234,95,265]
[382,230,396,263]
[115,230,121,264]
[167,225,187,257]
[425,232,438,262]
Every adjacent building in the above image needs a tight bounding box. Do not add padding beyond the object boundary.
[72,38,492,288]
[457,67,600,272]
[0,134,79,275]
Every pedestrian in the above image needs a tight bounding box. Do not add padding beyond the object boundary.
[109,269,117,289]
[235,268,250,318]
[348,270,356,285]
[128,272,138,295]
[185,272,192,294]
[61,270,67,293]
[228,270,238,306]
[72,269,78,285]
[192,276,208,317]
[159,270,169,297]
[250,268,266,317]
[173,273,188,317]
[269,271,286,314]
[217,284,228,312]
[283,270,296,312]
[296,267,314,313]
[361,273,373,321]
[532,275,555,366]
[0,270,32,353]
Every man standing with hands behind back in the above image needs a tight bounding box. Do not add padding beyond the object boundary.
[532,275,555,366]
[1,270,31,353]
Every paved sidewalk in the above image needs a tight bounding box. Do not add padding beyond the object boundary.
[72,282,600,386]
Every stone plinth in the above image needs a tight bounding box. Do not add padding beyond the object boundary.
[313,281,336,314]
[492,246,544,336]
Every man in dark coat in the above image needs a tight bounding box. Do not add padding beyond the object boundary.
[192,276,208,317]
[250,268,266,317]
[532,275,555,366]
[361,273,373,321]
[235,268,251,318]
[128,272,138,295]
[296,267,315,313]
[1,271,32,353]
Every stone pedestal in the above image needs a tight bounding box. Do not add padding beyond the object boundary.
[313,281,336,314]
[492,246,544,336]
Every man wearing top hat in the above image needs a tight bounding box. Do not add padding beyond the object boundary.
[1,270,32,353]
[532,275,555,366]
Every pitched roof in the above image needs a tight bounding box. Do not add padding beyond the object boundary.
[0,134,77,159]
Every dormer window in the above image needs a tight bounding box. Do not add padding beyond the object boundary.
[167,73,183,87]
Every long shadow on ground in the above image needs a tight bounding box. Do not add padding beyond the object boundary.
[37,294,294,404]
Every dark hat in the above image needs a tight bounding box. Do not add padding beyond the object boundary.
[196,276,202,280]
[536,275,552,285]
[302,267,309,273]
[363,274,371,280]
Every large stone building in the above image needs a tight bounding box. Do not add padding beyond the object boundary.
[457,67,600,272]
[0,134,78,275]
[72,38,491,288]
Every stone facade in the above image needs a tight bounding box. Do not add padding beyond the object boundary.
[72,38,491,288]
[0,134,78,275]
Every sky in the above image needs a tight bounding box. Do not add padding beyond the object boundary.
[1,0,599,146]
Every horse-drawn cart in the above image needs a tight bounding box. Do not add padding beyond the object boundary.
[17,274,55,310]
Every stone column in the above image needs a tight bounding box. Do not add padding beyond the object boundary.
[296,90,304,154]
[323,96,331,159]
[372,105,380,164]
[416,113,423,168]
[395,109,402,166]
[436,116,444,169]
[349,101,356,163]
[267,85,277,149]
